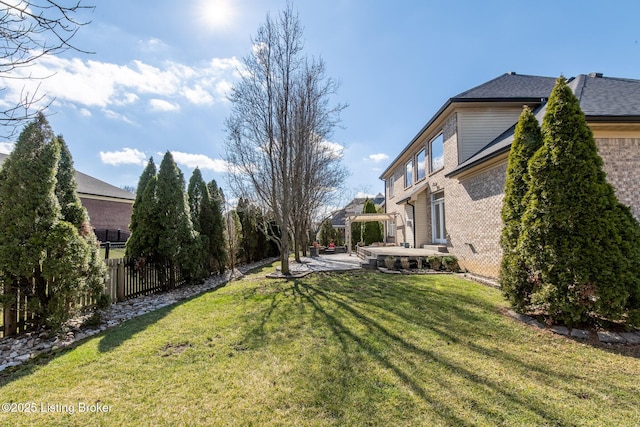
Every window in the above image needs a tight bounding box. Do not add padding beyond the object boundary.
[387,178,394,199]
[430,133,444,172]
[405,160,413,187]
[431,191,446,244]
[416,148,426,181]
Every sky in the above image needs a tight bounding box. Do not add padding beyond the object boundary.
[1,0,639,207]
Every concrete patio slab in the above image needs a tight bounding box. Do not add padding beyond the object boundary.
[267,254,362,278]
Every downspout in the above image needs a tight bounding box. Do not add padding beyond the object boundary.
[406,200,416,248]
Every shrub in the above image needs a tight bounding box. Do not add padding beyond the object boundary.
[400,257,410,270]
[384,256,395,270]
[428,256,442,271]
[442,256,460,272]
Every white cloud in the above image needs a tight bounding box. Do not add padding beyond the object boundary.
[356,192,377,198]
[79,108,92,117]
[0,142,15,154]
[0,54,243,115]
[103,109,136,125]
[100,148,147,166]
[149,98,180,112]
[183,84,214,105]
[171,151,230,173]
[321,140,344,159]
[368,153,389,163]
[140,37,169,52]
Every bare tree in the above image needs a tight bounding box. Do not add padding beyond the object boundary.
[225,5,346,275]
[0,1,93,139]
[290,59,347,260]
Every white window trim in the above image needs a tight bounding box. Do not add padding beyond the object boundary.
[431,192,446,244]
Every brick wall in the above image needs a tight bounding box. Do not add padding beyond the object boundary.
[597,138,640,220]
[444,137,640,279]
[80,197,133,233]
[446,162,506,278]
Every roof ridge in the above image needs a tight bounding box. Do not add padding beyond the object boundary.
[452,72,556,99]
[570,74,588,102]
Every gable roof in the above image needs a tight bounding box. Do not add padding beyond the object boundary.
[331,193,385,227]
[0,152,135,201]
[571,73,640,118]
[380,72,557,179]
[446,73,640,178]
[453,72,557,101]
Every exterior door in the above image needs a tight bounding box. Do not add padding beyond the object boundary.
[432,192,446,244]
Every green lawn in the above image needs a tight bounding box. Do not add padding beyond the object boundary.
[0,265,639,426]
[99,247,126,260]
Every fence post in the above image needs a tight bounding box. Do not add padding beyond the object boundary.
[104,241,111,260]
[117,260,126,302]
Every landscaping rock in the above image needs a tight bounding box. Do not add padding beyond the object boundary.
[506,310,535,324]
[619,332,640,345]
[597,331,625,344]
[528,319,546,329]
[570,329,590,340]
[551,326,569,336]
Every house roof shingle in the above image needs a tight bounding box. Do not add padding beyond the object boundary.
[380,72,558,179]
[0,152,135,201]
[446,73,640,177]
[452,72,557,100]
[331,193,385,227]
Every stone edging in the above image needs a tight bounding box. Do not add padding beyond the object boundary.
[504,309,640,345]
[457,273,640,345]
[0,257,279,372]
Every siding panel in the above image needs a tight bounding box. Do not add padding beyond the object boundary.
[458,108,521,163]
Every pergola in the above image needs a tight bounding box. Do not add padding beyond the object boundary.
[345,212,398,255]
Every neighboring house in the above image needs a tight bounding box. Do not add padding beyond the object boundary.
[380,72,640,279]
[329,193,385,240]
[0,153,135,241]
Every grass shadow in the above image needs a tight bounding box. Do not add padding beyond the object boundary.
[289,273,600,426]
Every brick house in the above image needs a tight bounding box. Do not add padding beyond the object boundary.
[329,193,385,241]
[0,153,135,241]
[380,72,640,279]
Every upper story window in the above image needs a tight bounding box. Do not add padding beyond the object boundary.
[430,133,444,172]
[405,159,413,187]
[387,177,394,199]
[416,148,426,181]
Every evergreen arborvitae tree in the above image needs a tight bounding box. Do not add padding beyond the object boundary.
[499,107,543,309]
[520,76,640,326]
[351,221,362,249]
[237,197,261,263]
[54,136,108,309]
[319,219,334,246]
[207,180,228,273]
[187,168,214,276]
[0,114,105,330]
[363,198,383,245]
[187,167,207,233]
[332,226,344,246]
[126,158,159,260]
[156,152,200,283]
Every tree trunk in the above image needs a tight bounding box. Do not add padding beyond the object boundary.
[280,232,290,275]
[293,228,302,263]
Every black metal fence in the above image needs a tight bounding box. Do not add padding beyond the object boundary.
[94,229,130,243]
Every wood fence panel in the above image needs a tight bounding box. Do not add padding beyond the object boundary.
[3,258,188,337]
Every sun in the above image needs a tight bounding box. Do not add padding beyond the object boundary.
[198,0,236,32]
